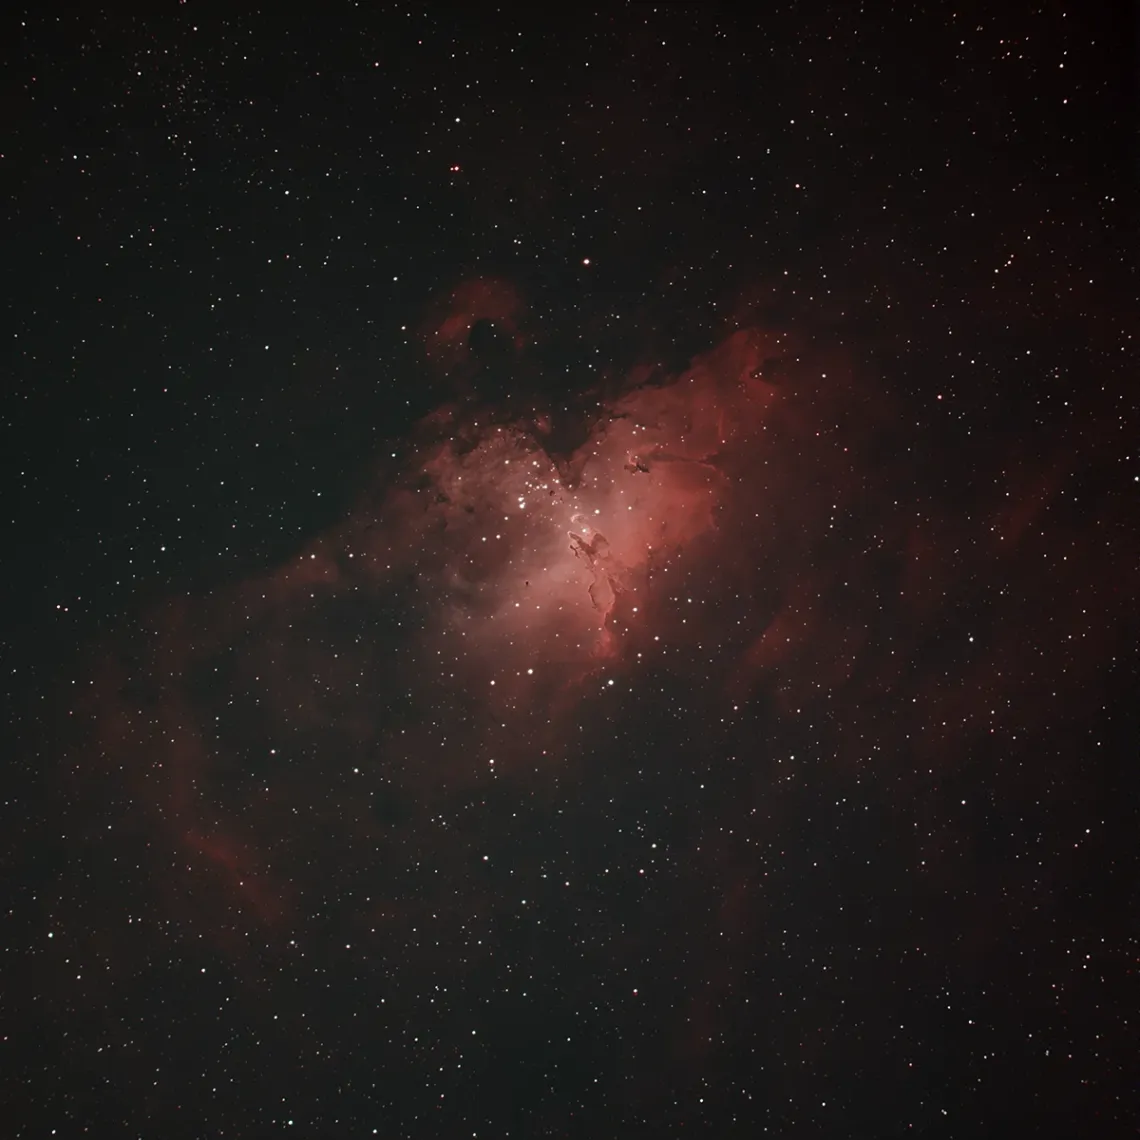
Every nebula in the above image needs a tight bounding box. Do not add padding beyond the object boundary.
[64,280,1135,986]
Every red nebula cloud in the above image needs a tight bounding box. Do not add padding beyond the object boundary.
[332,325,790,740]
[419,276,527,369]
[62,320,797,954]
[59,278,1135,987]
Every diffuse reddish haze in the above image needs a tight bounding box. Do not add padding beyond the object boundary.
[68,279,1134,966]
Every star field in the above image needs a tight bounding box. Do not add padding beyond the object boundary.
[2,4,1136,1138]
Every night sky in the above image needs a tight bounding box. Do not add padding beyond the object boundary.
[3,4,1137,1137]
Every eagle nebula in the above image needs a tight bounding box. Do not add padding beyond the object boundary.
[62,277,1133,1091]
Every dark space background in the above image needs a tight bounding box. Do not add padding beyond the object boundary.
[1,4,1137,1138]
